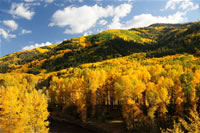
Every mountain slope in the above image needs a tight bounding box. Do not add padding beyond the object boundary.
[1,21,200,133]
[0,21,200,74]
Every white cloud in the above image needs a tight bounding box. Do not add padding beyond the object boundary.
[25,2,40,6]
[9,3,35,20]
[108,3,132,29]
[49,3,132,34]
[93,0,101,1]
[22,42,52,50]
[65,0,84,3]
[55,40,62,44]
[44,0,54,3]
[21,29,32,34]
[165,0,182,10]
[83,28,105,36]
[179,0,199,10]
[165,0,199,11]
[0,28,16,39]
[83,30,94,36]
[24,0,35,2]
[3,20,18,31]
[108,17,122,29]
[99,19,108,26]
[123,12,186,29]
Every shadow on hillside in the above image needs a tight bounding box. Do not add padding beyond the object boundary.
[40,37,155,72]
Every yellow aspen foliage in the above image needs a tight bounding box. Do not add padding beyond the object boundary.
[156,77,173,116]
[0,87,23,133]
[157,76,174,90]
[161,121,184,133]
[193,70,200,86]
[71,78,87,123]
[148,65,164,82]
[148,106,158,120]
[146,82,162,119]
[115,73,144,128]
[85,69,107,116]
[132,69,151,83]
[140,38,153,44]
[48,76,59,104]
[178,109,200,133]
[52,76,87,122]
[36,48,49,53]
[145,82,155,107]
[23,90,49,133]
[174,77,185,115]
[147,88,161,104]
[134,81,146,99]
[190,87,196,108]
[115,75,135,101]
[2,51,200,132]
[0,87,49,133]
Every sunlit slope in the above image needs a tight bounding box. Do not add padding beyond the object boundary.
[0,21,200,74]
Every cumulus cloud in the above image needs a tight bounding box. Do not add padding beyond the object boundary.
[0,28,16,39]
[83,28,105,36]
[24,0,35,2]
[9,3,35,20]
[49,3,132,34]
[3,20,18,31]
[25,2,40,6]
[44,0,54,3]
[83,30,94,36]
[98,19,108,26]
[123,12,186,29]
[108,3,132,29]
[179,0,199,10]
[21,29,32,34]
[65,0,84,3]
[165,0,199,11]
[22,42,52,50]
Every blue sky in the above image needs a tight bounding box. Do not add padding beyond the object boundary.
[0,0,199,57]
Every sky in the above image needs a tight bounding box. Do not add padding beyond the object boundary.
[0,0,200,57]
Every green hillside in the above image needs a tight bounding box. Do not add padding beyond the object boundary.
[0,21,200,74]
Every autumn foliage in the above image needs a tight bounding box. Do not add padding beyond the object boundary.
[43,54,200,132]
[0,21,200,132]
[0,74,49,133]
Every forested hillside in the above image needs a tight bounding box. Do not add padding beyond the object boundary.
[0,21,200,74]
[0,21,200,132]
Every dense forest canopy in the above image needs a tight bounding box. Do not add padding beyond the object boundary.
[0,21,200,132]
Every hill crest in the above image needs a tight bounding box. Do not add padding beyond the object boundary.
[0,21,200,74]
